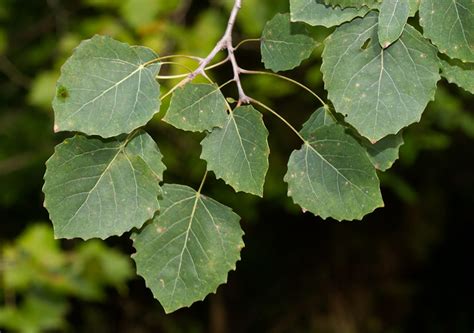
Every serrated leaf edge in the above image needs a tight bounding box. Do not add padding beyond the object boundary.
[42,133,164,240]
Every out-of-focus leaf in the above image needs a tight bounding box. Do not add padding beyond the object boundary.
[120,0,181,29]
[0,296,68,333]
[28,71,58,109]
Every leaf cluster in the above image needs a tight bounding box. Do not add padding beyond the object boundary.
[42,0,473,312]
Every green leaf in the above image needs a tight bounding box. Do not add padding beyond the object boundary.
[261,13,316,72]
[300,107,336,138]
[285,124,383,221]
[0,296,68,332]
[378,0,410,48]
[408,0,420,17]
[419,0,474,62]
[290,0,371,28]
[120,0,180,29]
[131,184,244,313]
[321,13,440,141]
[53,35,161,138]
[163,83,228,132]
[302,108,403,171]
[365,133,404,171]
[439,58,474,94]
[200,106,269,197]
[43,130,165,239]
[324,0,381,9]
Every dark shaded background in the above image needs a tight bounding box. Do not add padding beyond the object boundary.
[1,0,473,332]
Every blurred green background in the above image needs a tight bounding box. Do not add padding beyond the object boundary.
[1,0,473,332]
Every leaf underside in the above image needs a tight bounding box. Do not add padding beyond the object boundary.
[53,35,161,138]
[364,132,404,171]
[261,13,316,72]
[43,131,165,239]
[132,184,244,313]
[201,105,269,197]
[321,13,440,141]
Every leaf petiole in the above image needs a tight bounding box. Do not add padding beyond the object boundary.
[143,54,202,67]
[156,58,229,80]
[249,98,307,143]
[240,69,328,107]
[160,78,187,101]
[234,38,261,51]
[197,170,208,195]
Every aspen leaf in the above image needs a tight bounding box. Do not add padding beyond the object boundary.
[163,83,228,132]
[321,13,440,141]
[43,131,165,239]
[132,184,244,313]
[201,106,269,197]
[53,35,161,138]
[285,124,383,221]
[261,13,316,72]
[419,0,474,62]
[290,0,371,28]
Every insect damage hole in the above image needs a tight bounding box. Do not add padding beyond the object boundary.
[360,38,372,50]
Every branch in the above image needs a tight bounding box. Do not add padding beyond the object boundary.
[186,0,249,104]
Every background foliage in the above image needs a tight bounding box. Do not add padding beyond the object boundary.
[1,0,473,332]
